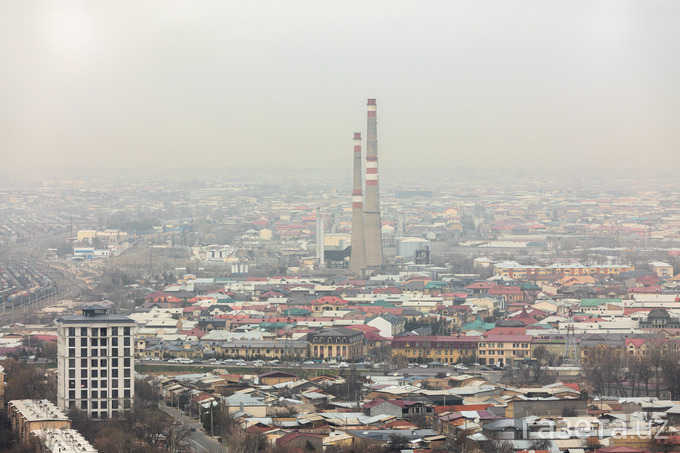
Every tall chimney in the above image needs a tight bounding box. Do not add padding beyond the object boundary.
[364,99,383,268]
[349,132,366,275]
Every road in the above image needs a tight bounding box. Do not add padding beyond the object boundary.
[159,403,224,453]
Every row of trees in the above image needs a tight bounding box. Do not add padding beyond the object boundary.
[583,340,680,399]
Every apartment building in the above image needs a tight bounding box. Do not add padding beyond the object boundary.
[478,334,531,366]
[390,336,479,364]
[56,303,137,419]
[7,399,70,442]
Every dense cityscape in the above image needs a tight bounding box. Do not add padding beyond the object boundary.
[3,1,680,452]
[4,115,680,452]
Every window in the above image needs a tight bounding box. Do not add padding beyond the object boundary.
[69,327,76,336]
[92,411,98,419]
[91,338,98,347]
[112,369,118,378]
[124,337,130,346]
[112,389,118,398]
[81,369,87,378]
[69,338,75,347]
[91,359,98,367]
[112,400,118,409]
[81,380,87,388]
[69,390,75,399]
[112,337,118,347]
[124,327,130,336]
[69,359,75,368]
[91,349,98,357]
[124,348,130,356]
[80,348,87,357]
[124,369,130,378]
[101,349,107,356]
[124,358,130,367]
[124,379,130,388]
[81,338,87,347]
[100,390,107,399]
[100,338,107,347]
[100,328,107,336]
[91,328,98,337]
[100,380,107,388]
[81,401,87,410]
[100,359,107,367]
[69,379,75,389]
[91,370,98,378]
[69,348,75,358]
[91,391,98,398]
[69,369,75,378]
[124,389,131,398]
[92,380,98,388]
[112,327,118,336]
[81,358,87,367]
[101,369,107,378]
[111,348,118,356]
[81,327,87,336]
[81,390,87,399]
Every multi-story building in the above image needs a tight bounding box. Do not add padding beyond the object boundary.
[493,261,634,279]
[7,399,70,442]
[478,335,531,366]
[56,303,136,419]
[391,336,479,364]
[307,327,365,360]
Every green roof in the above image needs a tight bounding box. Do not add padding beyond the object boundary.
[461,317,495,331]
[283,308,312,316]
[581,298,621,307]
[425,281,446,289]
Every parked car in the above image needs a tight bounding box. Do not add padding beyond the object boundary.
[236,361,247,366]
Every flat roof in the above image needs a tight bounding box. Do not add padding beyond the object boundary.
[9,399,69,422]
[57,313,135,324]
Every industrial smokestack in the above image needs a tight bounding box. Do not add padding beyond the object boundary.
[349,132,367,275]
[363,99,383,268]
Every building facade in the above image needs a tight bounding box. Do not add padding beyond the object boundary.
[307,327,365,360]
[56,304,136,419]
[391,336,479,364]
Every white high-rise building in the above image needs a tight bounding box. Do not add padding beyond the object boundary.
[56,303,136,419]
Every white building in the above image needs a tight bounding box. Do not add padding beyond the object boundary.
[56,304,136,419]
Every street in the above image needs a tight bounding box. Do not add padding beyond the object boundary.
[159,403,223,453]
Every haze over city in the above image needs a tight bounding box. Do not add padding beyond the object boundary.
[6,3,680,453]
[2,1,680,177]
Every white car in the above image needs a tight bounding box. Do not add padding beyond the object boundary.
[236,361,247,366]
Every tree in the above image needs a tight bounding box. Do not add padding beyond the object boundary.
[387,434,409,452]
[3,359,55,402]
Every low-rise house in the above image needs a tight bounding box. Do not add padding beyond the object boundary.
[363,398,434,418]
[222,392,268,417]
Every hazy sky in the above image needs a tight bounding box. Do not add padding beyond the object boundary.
[1,1,679,175]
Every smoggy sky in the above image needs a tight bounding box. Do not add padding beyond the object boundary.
[1,1,679,176]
